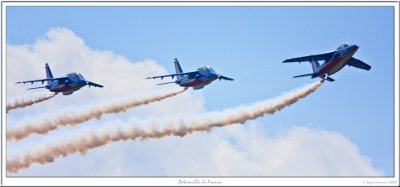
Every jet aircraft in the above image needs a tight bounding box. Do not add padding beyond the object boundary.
[282,43,371,82]
[16,63,103,95]
[146,58,234,90]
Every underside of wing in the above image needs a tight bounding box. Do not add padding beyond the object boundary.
[16,76,68,84]
[157,81,176,85]
[146,71,198,80]
[282,51,335,63]
[347,57,371,71]
[27,86,48,90]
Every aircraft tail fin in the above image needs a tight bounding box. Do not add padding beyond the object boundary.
[173,58,183,79]
[310,59,320,73]
[293,73,314,78]
[45,63,54,85]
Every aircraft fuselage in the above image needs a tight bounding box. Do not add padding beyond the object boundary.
[283,43,370,82]
[49,83,86,95]
[177,68,219,90]
[17,63,103,95]
[48,73,88,95]
[146,58,233,89]
[179,75,219,90]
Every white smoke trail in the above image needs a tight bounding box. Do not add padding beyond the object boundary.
[6,92,57,113]
[7,88,188,141]
[6,81,323,174]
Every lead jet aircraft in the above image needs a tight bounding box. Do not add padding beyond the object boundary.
[146,58,233,90]
[16,63,103,95]
[282,43,371,82]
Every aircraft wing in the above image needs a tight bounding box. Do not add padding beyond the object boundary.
[146,71,198,80]
[87,81,104,88]
[282,51,335,63]
[16,76,68,84]
[347,57,371,71]
[218,75,234,81]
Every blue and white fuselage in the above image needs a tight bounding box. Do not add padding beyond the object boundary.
[46,73,89,95]
[315,44,360,77]
[176,66,219,90]
[147,58,233,90]
[17,63,103,95]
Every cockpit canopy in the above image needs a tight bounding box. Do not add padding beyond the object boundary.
[336,43,352,50]
[197,66,215,73]
[67,73,85,80]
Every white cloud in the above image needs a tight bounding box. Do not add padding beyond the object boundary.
[6,27,204,174]
[6,28,382,177]
[208,124,383,176]
[12,123,383,176]
[147,124,382,176]
[6,27,204,123]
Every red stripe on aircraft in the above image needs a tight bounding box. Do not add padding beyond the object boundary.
[318,47,357,75]
[50,84,86,92]
[180,77,218,87]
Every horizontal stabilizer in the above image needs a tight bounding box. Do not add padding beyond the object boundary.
[157,81,176,85]
[146,71,198,80]
[325,77,335,82]
[293,73,314,78]
[27,86,47,90]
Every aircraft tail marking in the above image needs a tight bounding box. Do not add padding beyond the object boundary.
[173,58,183,79]
[310,59,320,73]
[45,63,54,85]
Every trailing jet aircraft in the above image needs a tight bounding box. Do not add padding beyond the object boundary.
[282,43,371,82]
[146,58,234,90]
[16,63,103,95]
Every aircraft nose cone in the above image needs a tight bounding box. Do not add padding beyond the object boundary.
[350,44,359,52]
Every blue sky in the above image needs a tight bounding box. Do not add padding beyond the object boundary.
[6,6,394,176]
